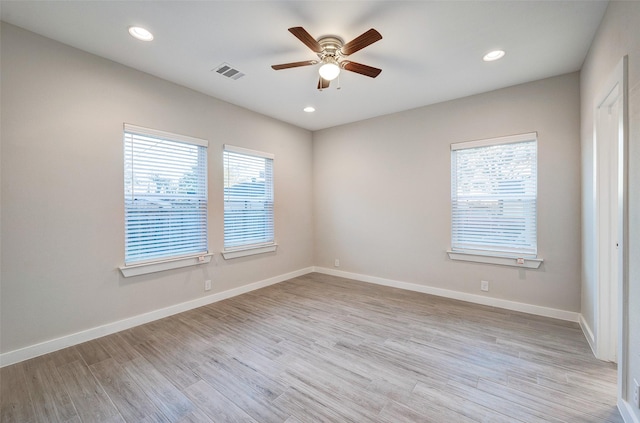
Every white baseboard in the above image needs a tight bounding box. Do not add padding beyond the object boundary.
[313,267,580,322]
[0,267,314,368]
[579,313,597,356]
[619,398,640,423]
[0,266,584,367]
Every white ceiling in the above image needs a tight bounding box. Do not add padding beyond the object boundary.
[1,1,608,131]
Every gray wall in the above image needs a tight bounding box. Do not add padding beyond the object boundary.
[0,23,314,354]
[313,73,582,312]
[580,1,640,418]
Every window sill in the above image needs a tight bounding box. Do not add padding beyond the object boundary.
[119,253,213,277]
[221,244,278,260]
[446,250,543,269]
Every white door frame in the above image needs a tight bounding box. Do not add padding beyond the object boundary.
[593,56,628,398]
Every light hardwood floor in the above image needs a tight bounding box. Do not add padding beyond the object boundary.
[1,273,622,422]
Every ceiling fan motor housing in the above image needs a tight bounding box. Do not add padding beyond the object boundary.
[317,36,344,63]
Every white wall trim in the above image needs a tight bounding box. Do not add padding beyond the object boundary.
[313,267,580,322]
[618,398,639,423]
[580,313,597,356]
[0,267,314,368]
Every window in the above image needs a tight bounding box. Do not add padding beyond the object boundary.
[223,145,275,259]
[450,132,538,262]
[122,124,208,273]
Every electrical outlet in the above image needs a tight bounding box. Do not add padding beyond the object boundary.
[334,259,340,267]
[204,280,212,291]
[633,378,639,409]
[480,280,489,292]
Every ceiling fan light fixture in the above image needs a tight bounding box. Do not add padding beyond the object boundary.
[319,60,340,81]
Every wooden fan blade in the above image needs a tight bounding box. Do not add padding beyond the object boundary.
[271,60,318,70]
[341,28,382,56]
[317,77,330,90]
[342,61,382,78]
[288,27,322,53]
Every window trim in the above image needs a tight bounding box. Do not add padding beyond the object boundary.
[123,124,208,148]
[221,244,278,260]
[449,132,543,268]
[450,132,536,151]
[120,124,209,277]
[223,144,274,161]
[222,144,275,259]
[119,253,213,277]
[446,250,543,269]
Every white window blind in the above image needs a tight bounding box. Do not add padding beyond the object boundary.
[124,124,208,265]
[223,145,274,251]
[451,133,537,258]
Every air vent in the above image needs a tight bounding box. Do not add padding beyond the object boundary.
[213,63,245,80]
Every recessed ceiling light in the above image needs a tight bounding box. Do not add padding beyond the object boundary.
[303,106,316,113]
[483,50,505,62]
[128,26,154,41]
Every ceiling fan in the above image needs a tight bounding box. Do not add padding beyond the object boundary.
[271,27,382,90]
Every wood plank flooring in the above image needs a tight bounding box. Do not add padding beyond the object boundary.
[1,273,622,422]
